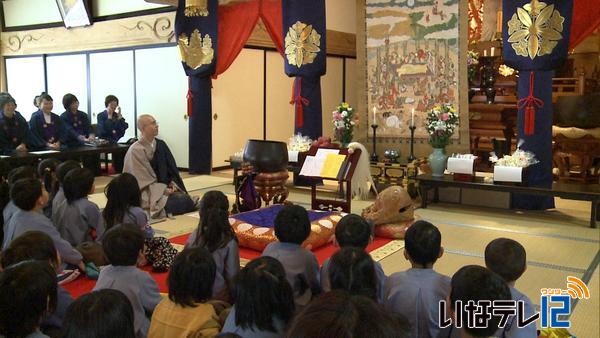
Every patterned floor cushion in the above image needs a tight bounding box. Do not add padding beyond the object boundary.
[230,205,344,251]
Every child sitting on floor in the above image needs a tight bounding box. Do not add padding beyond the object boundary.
[448,265,512,338]
[61,289,136,338]
[328,247,378,301]
[149,247,221,337]
[2,178,84,270]
[51,160,81,216]
[485,238,537,338]
[37,158,60,218]
[222,256,295,338]
[320,214,386,303]
[52,167,105,246]
[261,204,320,308]
[1,231,74,335]
[93,225,162,338]
[103,173,177,271]
[0,260,57,338]
[185,190,239,302]
[384,220,450,338]
[2,165,37,226]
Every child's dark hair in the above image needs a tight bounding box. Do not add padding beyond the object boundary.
[103,173,142,230]
[7,165,36,186]
[0,161,11,243]
[274,205,310,244]
[37,158,60,197]
[1,231,59,270]
[168,247,216,307]
[193,190,235,252]
[10,178,43,211]
[450,265,511,337]
[102,225,144,266]
[0,260,58,338]
[286,290,410,338]
[61,289,135,338]
[63,167,94,204]
[335,214,372,249]
[485,238,527,283]
[56,160,82,186]
[404,220,442,266]
[39,93,53,103]
[328,247,378,301]
[234,256,295,332]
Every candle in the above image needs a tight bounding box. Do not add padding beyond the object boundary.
[491,47,495,57]
[372,106,377,124]
[484,49,487,57]
[411,108,415,127]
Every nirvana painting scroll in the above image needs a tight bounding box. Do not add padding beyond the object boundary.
[366,0,460,138]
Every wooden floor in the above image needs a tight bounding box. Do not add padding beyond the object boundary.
[93,170,600,337]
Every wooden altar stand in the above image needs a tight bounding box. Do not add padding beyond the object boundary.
[298,146,361,213]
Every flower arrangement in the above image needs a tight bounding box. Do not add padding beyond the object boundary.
[287,133,313,152]
[426,104,459,148]
[332,102,357,146]
[467,50,479,84]
[491,148,539,167]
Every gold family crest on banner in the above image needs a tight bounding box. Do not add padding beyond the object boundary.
[284,21,321,68]
[178,29,214,70]
[185,0,209,17]
[507,0,564,60]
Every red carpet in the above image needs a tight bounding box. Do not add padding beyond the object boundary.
[62,234,393,298]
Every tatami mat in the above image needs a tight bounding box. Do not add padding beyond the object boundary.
[90,171,599,337]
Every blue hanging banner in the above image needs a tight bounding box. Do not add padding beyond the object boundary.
[502,0,573,210]
[175,0,218,174]
[282,0,326,138]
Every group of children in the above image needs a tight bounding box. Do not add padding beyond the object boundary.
[0,160,538,338]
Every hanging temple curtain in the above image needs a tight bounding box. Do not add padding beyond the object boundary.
[179,0,315,173]
[569,0,600,49]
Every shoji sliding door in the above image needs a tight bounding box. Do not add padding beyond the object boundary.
[265,51,295,142]
[89,50,136,141]
[321,57,344,139]
[134,46,189,167]
[5,56,45,120]
[46,54,89,116]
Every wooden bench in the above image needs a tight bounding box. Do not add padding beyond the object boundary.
[416,174,600,228]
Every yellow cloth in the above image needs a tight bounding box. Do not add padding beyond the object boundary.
[148,299,221,338]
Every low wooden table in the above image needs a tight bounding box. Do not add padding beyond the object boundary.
[1,144,130,170]
[416,174,600,228]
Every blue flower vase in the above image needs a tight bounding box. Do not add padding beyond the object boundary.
[429,147,448,177]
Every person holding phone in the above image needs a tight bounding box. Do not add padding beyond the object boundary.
[97,95,129,172]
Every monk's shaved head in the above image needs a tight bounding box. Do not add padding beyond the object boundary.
[137,114,155,131]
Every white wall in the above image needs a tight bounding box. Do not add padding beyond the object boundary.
[93,0,169,17]
[326,0,356,34]
[2,0,62,27]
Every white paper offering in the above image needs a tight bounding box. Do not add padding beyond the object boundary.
[315,148,340,159]
[447,158,475,175]
[299,155,324,177]
[29,150,60,155]
[288,150,299,162]
[493,166,523,182]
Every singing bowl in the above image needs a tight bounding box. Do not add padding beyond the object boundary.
[243,139,289,173]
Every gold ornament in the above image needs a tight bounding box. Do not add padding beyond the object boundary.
[184,0,208,17]
[178,29,214,70]
[284,21,321,68]
[499,64,516,77]
[507,0,564,60]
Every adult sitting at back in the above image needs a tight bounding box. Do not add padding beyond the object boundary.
[123,114,196,218]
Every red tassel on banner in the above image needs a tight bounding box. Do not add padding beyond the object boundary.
[517,71,544,135]
[290,77,310,128]
[187,77,193,117]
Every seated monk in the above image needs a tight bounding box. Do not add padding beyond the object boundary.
[123,114,198,218]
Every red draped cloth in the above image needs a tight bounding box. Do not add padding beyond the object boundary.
[213,0,283,78]
[569,0,600,49]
